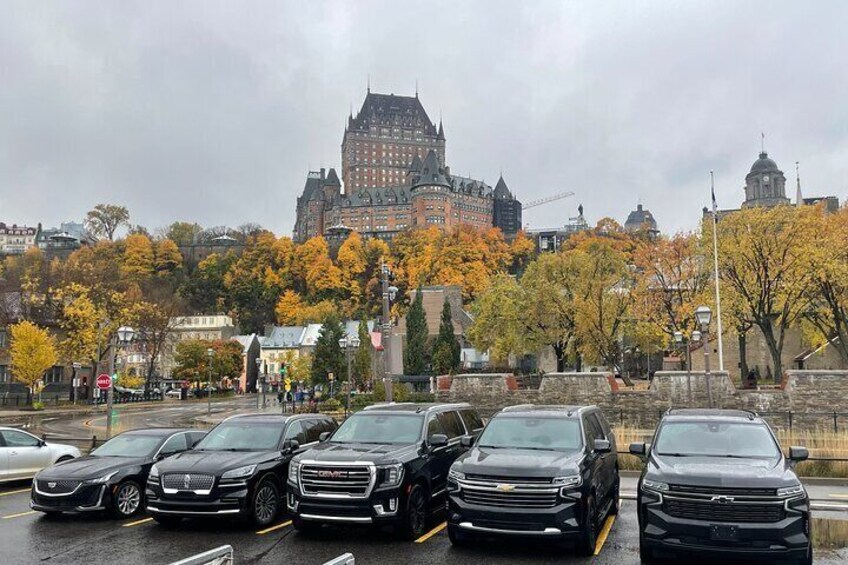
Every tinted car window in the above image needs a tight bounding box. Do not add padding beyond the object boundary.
[159,433,188,455]
[438,411,466,439]
[195,421,285,452]
[2,430,40,447]
[284,421,308,444]
[655,421,780,458]
[477,417,582,451]
[187,432,206,447]
[459,409,484,433]
[583,417,599,446]
[427,415,446,438]
[94,434,162,457]
[302,419,323,443]
[587,414,606,440]
[332,413,424,444]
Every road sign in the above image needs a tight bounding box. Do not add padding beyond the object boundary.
[284,377,292,392]
[96,374,112,390]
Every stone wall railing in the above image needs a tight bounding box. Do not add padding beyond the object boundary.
[436,370,848,431]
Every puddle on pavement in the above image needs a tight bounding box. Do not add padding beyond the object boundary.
[813,517,848,550]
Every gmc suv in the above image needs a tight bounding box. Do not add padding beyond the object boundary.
[287,403,484,539]
[146,413,337,527]
[446,405,619,555]
[631,409,812,564]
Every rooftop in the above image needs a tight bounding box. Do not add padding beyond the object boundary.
[361,402,470,413]
[665,408,758,421]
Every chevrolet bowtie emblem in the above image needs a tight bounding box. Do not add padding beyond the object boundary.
[711,495,735,504]
[496,484,515,493]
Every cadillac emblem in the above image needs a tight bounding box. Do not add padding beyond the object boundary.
[48,482,57,489]
[184,474,192,489]
[496,484,516,493]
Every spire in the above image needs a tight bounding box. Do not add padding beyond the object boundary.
[437,118,445,140]
[415,79,418,98]
[795,161,803,207]
[761,132,765,154]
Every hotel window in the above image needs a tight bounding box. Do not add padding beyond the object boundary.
[44,366,63,384]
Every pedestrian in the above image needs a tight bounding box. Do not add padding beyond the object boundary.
[277,390,283,407]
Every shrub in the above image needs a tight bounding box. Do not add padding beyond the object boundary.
[318,398,343,413]
[32,401,45,411]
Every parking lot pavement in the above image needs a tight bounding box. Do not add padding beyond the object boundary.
[1,481,847,565]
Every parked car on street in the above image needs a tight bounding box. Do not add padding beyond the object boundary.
[446,405,619,555]
[31,428,204,518]
[631,409,812,564]
[287,403,484,540]
[1,426,81,484]
[146,413,337,527]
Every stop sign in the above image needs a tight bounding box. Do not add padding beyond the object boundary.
[96,374,112,390]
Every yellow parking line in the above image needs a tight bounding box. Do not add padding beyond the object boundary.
[2,510,37,520]
[0,488,31,497]
[122,517,154,528]
[594,515,616,556]
[257,520,292,535]
[415,521,446,543]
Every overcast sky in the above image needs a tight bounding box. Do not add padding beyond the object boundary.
[2,1,846,237]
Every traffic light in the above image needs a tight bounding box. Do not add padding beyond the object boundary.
[280,363,287,376]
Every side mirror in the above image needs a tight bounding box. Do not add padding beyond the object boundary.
[594,439,612,454]
[788,446,809,462]
[283,439,300,453]
[629,442,647,456]
[319,432,331,442]
[460,435,475,448]
[38,439,47,448]
[428,434,449,449]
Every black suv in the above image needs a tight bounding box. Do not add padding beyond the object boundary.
[287,403,484,539]
[146,413,337,527]
[631,409,811,564]
[446,405,619,555]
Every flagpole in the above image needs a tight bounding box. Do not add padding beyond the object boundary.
[710,171,725,371]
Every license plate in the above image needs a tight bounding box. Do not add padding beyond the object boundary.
[709,524,739,541]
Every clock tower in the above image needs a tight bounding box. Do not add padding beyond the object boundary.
[741,151,789,208]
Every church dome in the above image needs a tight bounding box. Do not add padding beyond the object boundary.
[749,151,780,175]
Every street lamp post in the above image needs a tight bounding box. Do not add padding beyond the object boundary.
[206,348,214,416]
[71,362,81,406]
[254,357,262,410]
[695,305,714,408]
[339,334,361,418]
[674,330,701,406]
[106,326,135,439]
[380,260,398,402]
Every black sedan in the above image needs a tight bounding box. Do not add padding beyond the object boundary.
[31,428,205,518]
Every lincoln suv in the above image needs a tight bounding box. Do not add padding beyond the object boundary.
[631,409,812,564]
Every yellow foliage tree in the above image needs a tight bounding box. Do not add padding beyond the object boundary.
[154,239,183,274]
[123,234,155,278]
[9,321,58,396]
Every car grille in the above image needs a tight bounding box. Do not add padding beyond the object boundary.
[664,497,785,523]
[162,473,215,491]
[300,464,373,498]
[33,485,102,508]
[668,484,777,497]
[36,479,81,495]
[458,477,559,509]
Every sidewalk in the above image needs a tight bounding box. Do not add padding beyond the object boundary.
[0,396,241,422]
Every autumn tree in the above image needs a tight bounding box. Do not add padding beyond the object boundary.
[275,290,338,326]
[404,288,428,374]
[432,299,461,375]
[123,234,155,279]
[128,283,188,393]
[85,204,130,241]
[154,239,183,275]
[9,321,58,401]
[310,312,345,386]
[180,252,236,313]
[162,222,203,246]
[467,274,524,365]
[715,205,818,378]
[282,350,312,385]
[55,283,99,365]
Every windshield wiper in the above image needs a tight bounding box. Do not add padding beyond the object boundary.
[477,445,505,449]
[657,452,695,457]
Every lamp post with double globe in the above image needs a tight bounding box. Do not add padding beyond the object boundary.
[339,334,361,418]
[695,306,714,407]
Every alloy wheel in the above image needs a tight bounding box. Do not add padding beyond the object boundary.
[408,489,426,536]
[255,483,278,524]
[117,483,141,516]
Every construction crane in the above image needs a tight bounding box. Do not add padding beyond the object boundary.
[521,191,575,210]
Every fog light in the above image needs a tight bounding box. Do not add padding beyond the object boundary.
[388,498,397,512]
[287,493,298,511]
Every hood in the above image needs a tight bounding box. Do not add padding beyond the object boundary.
[295,442,419,465]
[155,450,279,475]
[647,454,798,489]
[453,447,583,478]
[38,456,146,481]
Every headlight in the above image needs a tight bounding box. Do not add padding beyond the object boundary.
[288,461,301,484]
[448,469,465,482]
[553,474,582,496]
[377,464,404,487]
[777,484,805,498]
[641,479,669,493]
[84,471,118,485]
[149,464,160,479]
[221,464,256,481]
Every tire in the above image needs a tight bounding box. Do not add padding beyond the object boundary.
[396,484,428,541]
[639,533,656,563]
[152,514,182,528]
[447,523,469,547]
[111,480,143,518]
[250,479,280,527]
[292,516,322,535]
[609,476,620,516]
[40,511,63,520]
[796,544,813,565]
[578,494,598,557]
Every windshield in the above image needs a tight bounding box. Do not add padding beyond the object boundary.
[194,421,285,452]
[93,434,162,457]
[655,421,781,458]
[330,413,424,444]
[477,417,582,451]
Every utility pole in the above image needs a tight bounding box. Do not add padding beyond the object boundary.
[106,336,115,439]
[381,260,392,402]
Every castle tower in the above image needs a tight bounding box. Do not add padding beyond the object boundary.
[741,151,790,208]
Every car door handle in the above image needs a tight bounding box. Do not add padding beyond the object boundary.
[10,451,18,456]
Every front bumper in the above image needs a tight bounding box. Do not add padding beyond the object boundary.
[287,481,405,525]
[639,492,811,558]
[446,491,582,539]
[145,481,249,518]
[30,483,109,513]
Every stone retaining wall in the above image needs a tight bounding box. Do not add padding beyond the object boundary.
[436,370,848,431]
